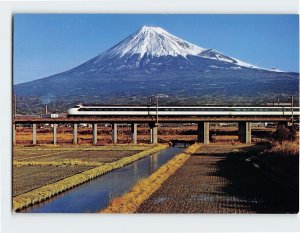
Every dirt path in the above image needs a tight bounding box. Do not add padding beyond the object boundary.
[137,143,298,213]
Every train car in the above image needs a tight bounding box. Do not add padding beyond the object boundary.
[67,104,300,117]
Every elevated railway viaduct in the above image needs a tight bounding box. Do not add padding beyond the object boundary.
[13,115,294,145]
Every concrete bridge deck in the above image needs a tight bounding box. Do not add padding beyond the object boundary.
[13,115,293,124]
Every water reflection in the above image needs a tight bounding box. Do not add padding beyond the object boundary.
[21,147,184,213]
[150,152,158,171]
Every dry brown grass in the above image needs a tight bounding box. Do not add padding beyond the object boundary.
[269,141,299,157]
[14,160,103,167]
[251,140,299,187]
[212,135,238,141]
[14,144,153,151]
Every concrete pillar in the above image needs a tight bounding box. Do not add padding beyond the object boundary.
[246,122,251,144]
[150,128,153,144]
[149,123,158,144]
[32,123,37,145]
[238,122,243,142]
[13,124,16,145]
[131,123,137,144]
[197,122,210,144]
[238,122,251,143]
[93,123,97,145]
[73,123,78,144]
[53,124,57,145]
[152,126,158,144]
[112,123,118,144]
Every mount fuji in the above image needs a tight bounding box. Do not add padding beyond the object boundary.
[14,26,298,113]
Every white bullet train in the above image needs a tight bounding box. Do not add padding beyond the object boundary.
[67,104,299,117]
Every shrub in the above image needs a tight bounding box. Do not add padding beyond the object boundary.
[272,125,297,142]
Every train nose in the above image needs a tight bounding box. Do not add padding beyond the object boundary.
[67,108,76,115]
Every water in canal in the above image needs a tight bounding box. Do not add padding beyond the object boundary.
[21,146,185,213]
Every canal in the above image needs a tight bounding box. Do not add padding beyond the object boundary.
[21,146,185,213]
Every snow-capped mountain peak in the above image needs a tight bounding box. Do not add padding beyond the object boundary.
[90,25,281,72]
[103,25,206,58]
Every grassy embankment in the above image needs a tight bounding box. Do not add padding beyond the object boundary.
[101,143,201,213]
[13,144,168,211]
[252,140,299,187]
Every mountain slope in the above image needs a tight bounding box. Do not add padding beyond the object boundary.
[66,26,264,74]
[14,26,298,113]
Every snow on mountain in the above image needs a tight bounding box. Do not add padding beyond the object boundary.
[198,49,261,69]
[101,26,206,58]
[90,26,271,71]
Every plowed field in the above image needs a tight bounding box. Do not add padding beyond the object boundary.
[137,144,298,213]
[13,146,144,196]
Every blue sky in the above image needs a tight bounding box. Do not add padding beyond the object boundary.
[14,14,299,84]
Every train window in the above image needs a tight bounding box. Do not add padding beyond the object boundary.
[78,108,93,111]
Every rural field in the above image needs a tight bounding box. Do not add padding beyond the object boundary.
[12,124,297,214]
[136,142,299,213]
[13,144,165,211]
[13,145,149,196]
